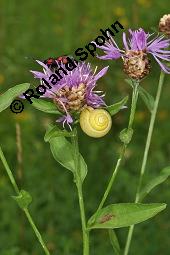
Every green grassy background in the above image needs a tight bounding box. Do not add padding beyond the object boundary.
[0,0,170,254]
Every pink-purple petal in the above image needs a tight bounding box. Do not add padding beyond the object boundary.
[152,55,170,73]
[93,66,109,81]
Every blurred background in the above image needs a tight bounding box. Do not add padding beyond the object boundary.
[0,0,170,254]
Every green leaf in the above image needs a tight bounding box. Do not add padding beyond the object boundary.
[12,190,32,209]
[45,125,87,182]
[119,128,133,144]
[87,203,166,229]
[44,125,74,141]
[138,87,155,113]
[124,79,154,112]
[106,96,128,116]
[108,229,121,255]
[0,83,30,112]
[32,98,61,114]
[139,167,170,202]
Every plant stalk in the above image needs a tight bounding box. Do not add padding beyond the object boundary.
[96,82,139,212]
[0,146,50,255]
[24,208,50,255]
[124,71,165,255]
[72,128,89,255]
[96,144,126,212]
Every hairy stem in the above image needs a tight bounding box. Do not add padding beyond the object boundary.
[71,128,89,255]
[124,71,165,255]
[0,146,50,255]
[96,82,139,212]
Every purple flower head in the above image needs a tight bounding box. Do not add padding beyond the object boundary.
[96,28,170,79]
[31,61,109,129]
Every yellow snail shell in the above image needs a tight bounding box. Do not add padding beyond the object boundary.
[80,107,112,138]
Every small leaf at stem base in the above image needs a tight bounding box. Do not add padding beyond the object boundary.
[106,96,128,116]
[12,190,32,209]
[119,128,133,144]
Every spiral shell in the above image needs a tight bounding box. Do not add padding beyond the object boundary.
[80,107,112,138]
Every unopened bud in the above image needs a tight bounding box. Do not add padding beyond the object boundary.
[159,14,170,37]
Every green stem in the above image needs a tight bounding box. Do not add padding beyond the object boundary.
[77,180,90,255]
[96,144,126,212]
[96,82,139,212]
[71,128,89,255]
[0,146,50,255]
[24,208,50,255]
[0,146,20,194]
[128,83,139,129]
[124,71,165,255]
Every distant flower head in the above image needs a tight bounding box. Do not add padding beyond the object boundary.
[96,28,170,80]
[31,61,109,129]
[159,14,170,37]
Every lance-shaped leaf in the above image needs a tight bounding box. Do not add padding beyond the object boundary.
[87,203,166,229]
[31,98,61,114]
[44,125,74,141]
[138,87,155,113]
[45,125,87,182]
[12,190,32,210]
[139,167,170,202]
[125,79,155,113]
[108,229,121,255]
[106,96,128,116]
[0,83,30,112]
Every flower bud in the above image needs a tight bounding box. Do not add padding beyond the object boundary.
[159,14,170,37]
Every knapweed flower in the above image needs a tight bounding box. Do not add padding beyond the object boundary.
[159,14,170,37]
[31,60,109,129]
[96,28,170,80]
